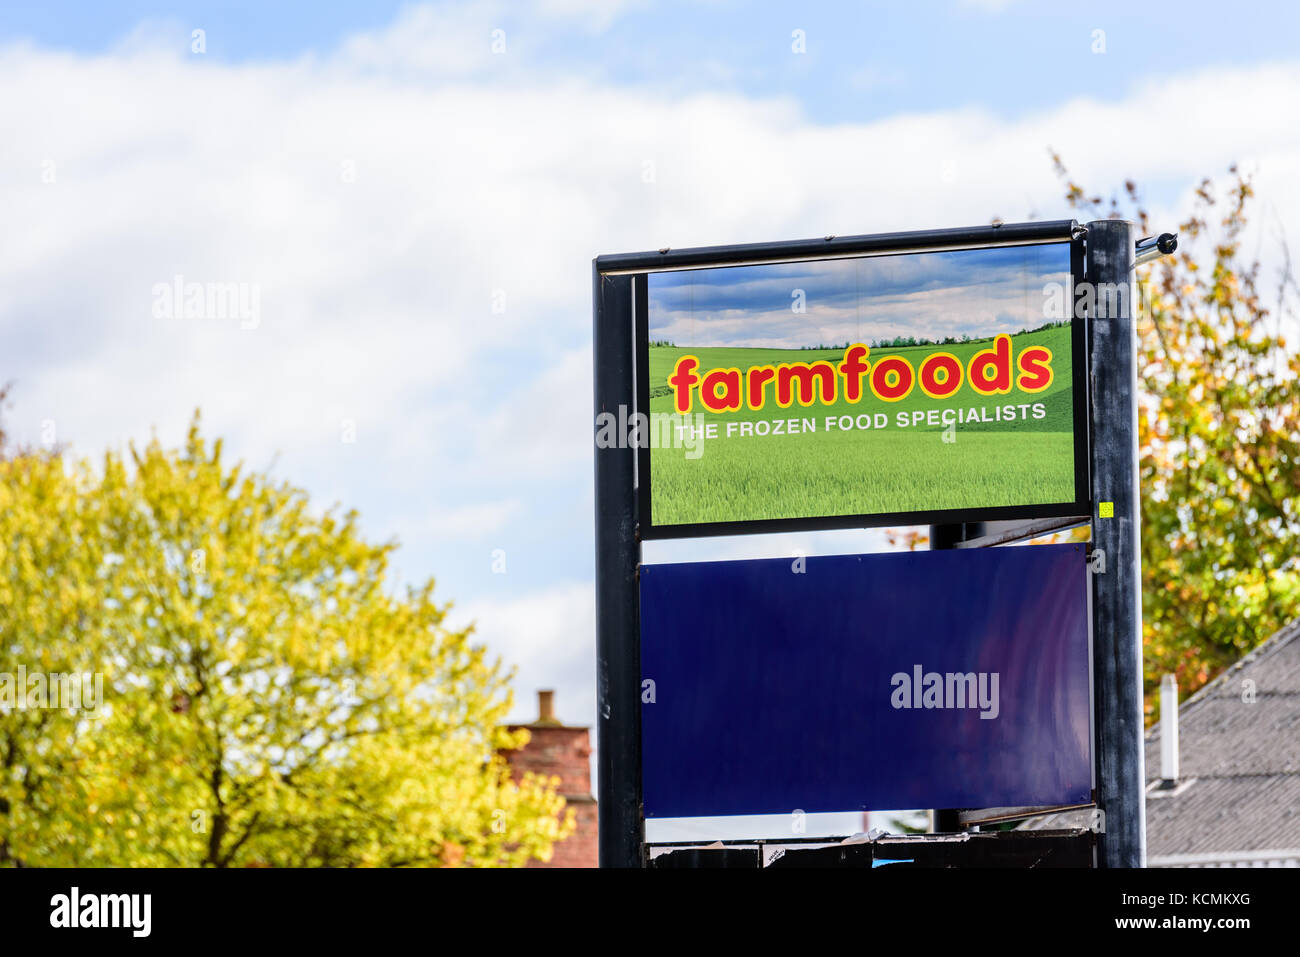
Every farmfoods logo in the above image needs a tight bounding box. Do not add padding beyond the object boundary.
[667,335,1053,414]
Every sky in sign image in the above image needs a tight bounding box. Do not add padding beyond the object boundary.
[648,244,1071,349]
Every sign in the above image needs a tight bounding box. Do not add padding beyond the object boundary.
[637,240,1088,538]
[639,543,1091,818]
[594,221,1144,867]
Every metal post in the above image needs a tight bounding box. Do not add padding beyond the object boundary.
[930,522,986,551]
[1084,220,1147,867]
[592,267,644,867]
[929,521,985,832]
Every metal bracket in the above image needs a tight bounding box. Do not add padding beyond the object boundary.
[1134,232,1178,267]
[1089,549,1106,574]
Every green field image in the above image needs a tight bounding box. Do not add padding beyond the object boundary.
[648,324,1075,526]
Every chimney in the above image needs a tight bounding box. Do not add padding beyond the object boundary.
[499,689,597,866]
[1160,673,1179,785]
[536,689,559,726]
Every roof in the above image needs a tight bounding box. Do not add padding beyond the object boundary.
[1021,616,1300,863]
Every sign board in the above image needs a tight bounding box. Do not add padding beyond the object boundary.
[635,239,1088,538]
[639,543,1092,818]
[595,220,1144,867]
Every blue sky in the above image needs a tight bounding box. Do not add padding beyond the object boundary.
[2,0,1298,839]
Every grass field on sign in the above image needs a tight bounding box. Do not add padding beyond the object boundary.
[647,324,1076,526]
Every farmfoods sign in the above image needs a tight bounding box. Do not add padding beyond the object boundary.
[637,240,1089,537]
[665,336,1055,414]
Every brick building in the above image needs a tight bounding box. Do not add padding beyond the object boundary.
[501,690,598,867]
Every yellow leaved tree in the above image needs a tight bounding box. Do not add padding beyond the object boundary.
[0,415,572,866]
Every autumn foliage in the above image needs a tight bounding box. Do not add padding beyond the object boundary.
[1054,156,1300,718]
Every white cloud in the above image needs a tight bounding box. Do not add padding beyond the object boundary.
[534,0,648,33]
[338,0,645,78]
[476,345,591,477]
[339,1,508,77]
[452,581,596,727]
[425,498,522,540]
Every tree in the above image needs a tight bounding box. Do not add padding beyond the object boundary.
[1,415,572,866]
[1051,156,1300,718]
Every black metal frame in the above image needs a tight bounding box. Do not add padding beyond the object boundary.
[592,268,644,867]
[608,222,1091,540]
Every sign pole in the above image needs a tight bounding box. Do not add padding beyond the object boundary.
[1084,220,1147,867]
[592,266,644,867]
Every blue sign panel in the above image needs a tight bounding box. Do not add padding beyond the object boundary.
[639,543,1091,818]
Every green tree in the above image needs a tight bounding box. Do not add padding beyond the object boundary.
[1,416,572,866]
[1052,156,1300,718]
